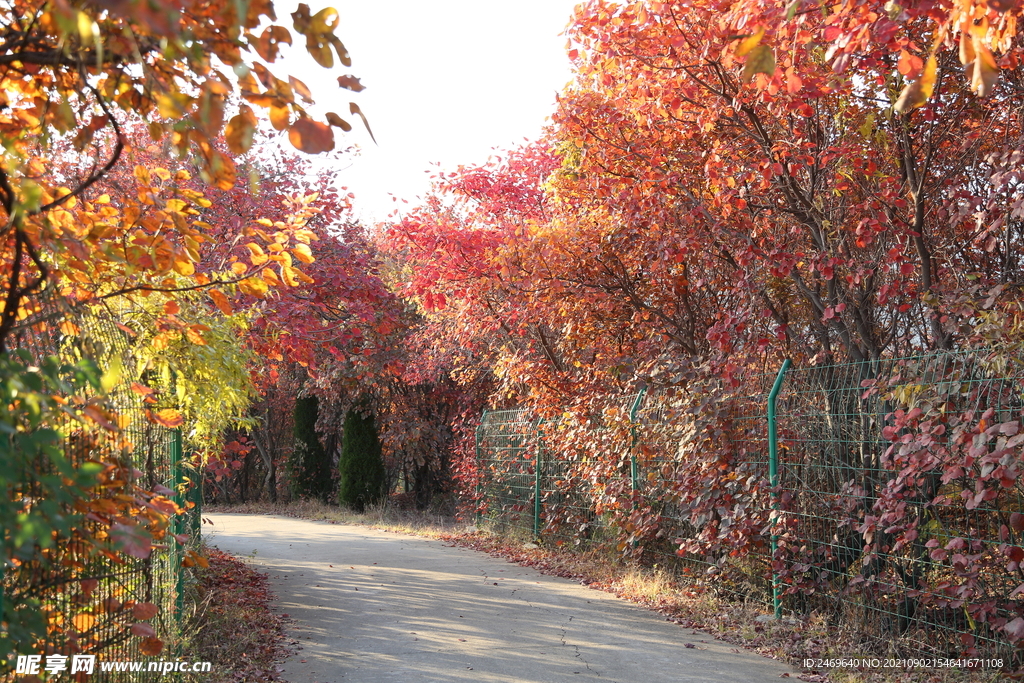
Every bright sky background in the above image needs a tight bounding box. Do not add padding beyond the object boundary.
[281,0,583,223]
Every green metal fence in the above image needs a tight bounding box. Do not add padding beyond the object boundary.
[474,350,1024,662]
[773,351,1024,662]
[1,291,201,676]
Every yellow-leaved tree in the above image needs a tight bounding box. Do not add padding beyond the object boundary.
[0,0,364,664]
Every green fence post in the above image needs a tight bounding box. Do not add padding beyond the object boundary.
[170,428,185,619]
[189,471,202,540]
[475,410,487,526]
[768,359,791,619]
[533,420,542,540]
[628,387,648,494]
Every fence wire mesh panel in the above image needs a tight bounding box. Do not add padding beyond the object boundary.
[634,377,776,600]
[475,408,540,537]
[774,351,1024,662]
[534,395,635,551]
[475,375,777,599]
[2,291,195,675]
[474,351,1024,662]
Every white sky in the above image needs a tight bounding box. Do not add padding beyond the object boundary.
[278,0,582,223]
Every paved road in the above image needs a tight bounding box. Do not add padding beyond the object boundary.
[205,513,795,683]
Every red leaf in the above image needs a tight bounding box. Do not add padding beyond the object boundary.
[80,578,99,598]
[111,523,153,559]
[337,75,365,92]
[1004,617,1024,641]
[131,622,157,638]
[288,118,335,154]
[148,408,184,428]
[133,602,159,620]
[82,404,118,431]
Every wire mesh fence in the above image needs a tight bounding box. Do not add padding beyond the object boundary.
[473,350,1024,662]
[774,351,1024,662]
[1,290,200,675]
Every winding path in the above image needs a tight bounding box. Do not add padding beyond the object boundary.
[205,513,796,683]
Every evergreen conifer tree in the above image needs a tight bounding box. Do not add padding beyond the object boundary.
[338,407,386,512]
[289,395,332,501]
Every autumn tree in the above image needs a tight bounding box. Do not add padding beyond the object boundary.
[0,0,366,661]
[382,0,1024,651]
[0,0,368,343]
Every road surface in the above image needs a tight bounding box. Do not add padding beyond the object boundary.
[204,513,796,683]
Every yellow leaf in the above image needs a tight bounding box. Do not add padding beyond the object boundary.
[206,151,237,191]
[77,11,96,42]
[152,331,173,350]
[149,408,184,428]
[224,106,257,154]
[72,614,95,633]
[735,26,765,58]
[239,276,269,298]
[310,6,339,33]
[281,265,300,287]
[959,30,976,66]
[742,44,775,83]
[894,54,937,113]
[971,42,999,96]
[269,103,290,131]
[172,256,195,276]
[100,353,123,393]
[185,326,207,345]
[292,243,315,264]
[968,13,989,38]
[262,267,282,286]
[164,198,187,214]
[156,92,186,119]
[246,242,269,266]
